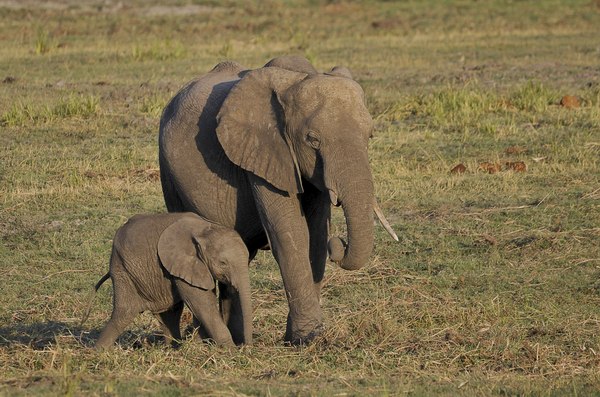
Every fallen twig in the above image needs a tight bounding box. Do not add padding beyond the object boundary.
[33,269,91,285]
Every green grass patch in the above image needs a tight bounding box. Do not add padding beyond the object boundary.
[1,0,599,395]
[510,81,559,113]
[34,28,53,55]
[139,93,168,118]
[131,40,187,62]
[1,95,100,126]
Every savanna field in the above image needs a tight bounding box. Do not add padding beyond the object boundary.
[1,0,599,395]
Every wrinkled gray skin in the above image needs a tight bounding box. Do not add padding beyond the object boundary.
[159,55,375,344]
[95,212,252,349]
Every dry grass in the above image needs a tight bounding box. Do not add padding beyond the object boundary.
[1,0,600,395]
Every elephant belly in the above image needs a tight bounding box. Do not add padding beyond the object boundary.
[124,258,179,314]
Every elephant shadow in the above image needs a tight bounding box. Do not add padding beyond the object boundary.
[0,320,99,349]
[0,321,168,350]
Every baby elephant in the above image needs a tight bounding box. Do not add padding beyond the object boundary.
[94,212,252,349]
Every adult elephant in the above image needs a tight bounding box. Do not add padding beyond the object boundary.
[158,56,397,344]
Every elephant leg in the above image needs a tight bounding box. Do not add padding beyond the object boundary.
[301,185,331,296]
[191,316,211,340]
[95,276,140,349]
[95,307,137,349]
[250,175,323,345]
[174,279,234,346]
[155,301,183,347]
[183,315,210,340]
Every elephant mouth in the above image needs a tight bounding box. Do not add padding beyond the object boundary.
[328,189,340,207]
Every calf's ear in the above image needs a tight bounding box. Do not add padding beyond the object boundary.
[158,218,215,291]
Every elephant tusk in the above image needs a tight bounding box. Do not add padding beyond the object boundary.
[374,199,399,242]
[328,189,340,207]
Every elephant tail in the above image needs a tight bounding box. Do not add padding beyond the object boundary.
[78,272,110,328]
[94,272,111,292]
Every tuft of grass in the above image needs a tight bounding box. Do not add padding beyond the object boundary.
[51,95,99,119]
[34,28,52,55]
[131,39,186,62]
[510,81,558,113]
[139,94,167,118]
[1,102,37,126]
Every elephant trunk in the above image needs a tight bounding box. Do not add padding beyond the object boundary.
[236,265,253,345]
[327,154,375,271]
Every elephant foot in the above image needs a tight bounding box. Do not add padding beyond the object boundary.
[284,323,325,346]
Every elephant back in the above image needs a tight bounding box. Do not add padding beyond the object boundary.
[158,64,253,223]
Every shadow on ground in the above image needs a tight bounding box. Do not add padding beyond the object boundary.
[0,321,172,350]
[0,321,100,349]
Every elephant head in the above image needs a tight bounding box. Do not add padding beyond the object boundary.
[216,65,389,270]
[158,217,252,344]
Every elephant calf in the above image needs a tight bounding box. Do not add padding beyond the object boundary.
[94,212,252,349]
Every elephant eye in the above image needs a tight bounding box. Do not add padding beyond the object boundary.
[306,130,321,149]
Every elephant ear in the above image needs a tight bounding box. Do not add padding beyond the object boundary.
[216,67,307,194]
[264,55,317,75]
[158,218,215,290]
[327,66,353,79]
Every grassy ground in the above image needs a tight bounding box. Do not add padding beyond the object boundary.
[1,0,599,395]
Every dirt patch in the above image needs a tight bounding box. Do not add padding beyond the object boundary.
[559,95,580,109]
[450,163,467,174]
[478,162,502,174]
[371,17,406,30]
[505,161,527,172]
